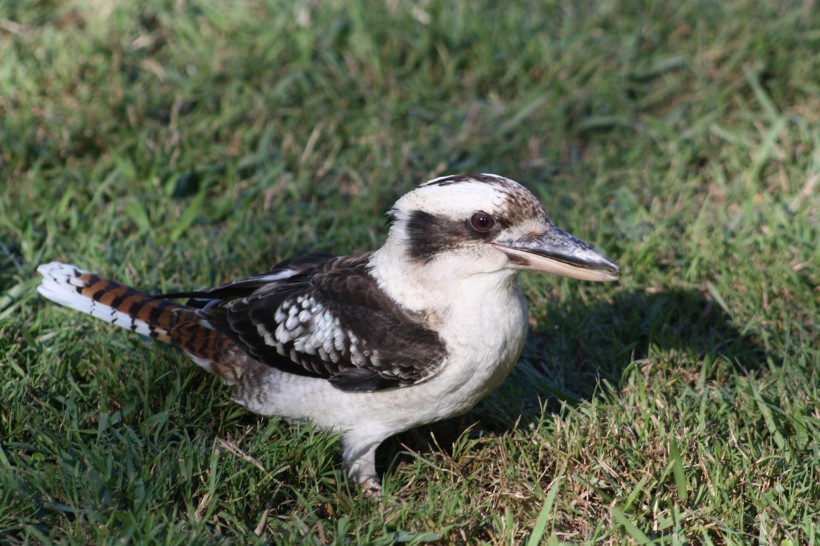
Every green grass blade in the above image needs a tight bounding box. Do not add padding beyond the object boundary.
[527,475,563,546]
[170,190,206,242]
[669,438,688,504]
[612,508,653,545]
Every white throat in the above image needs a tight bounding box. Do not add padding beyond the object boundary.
[368,238,529,395]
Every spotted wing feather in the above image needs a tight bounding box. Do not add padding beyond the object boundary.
[196,253,447,392]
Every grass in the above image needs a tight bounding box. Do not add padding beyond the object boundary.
[0,0,817,543]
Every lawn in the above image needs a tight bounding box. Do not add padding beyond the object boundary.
[0,0,817,544]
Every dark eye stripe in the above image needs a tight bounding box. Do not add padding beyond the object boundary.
[405,210,504,263]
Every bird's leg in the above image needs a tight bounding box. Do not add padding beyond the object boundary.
[341,434,381,498]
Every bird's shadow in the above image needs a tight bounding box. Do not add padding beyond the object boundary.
[384,287,771,471]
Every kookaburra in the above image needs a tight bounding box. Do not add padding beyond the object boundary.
[37,174,619,496]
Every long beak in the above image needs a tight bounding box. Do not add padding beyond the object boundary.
[495,225,620,282]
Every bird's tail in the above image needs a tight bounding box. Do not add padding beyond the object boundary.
[36,262,240,381]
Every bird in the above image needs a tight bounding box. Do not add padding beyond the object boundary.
[36,173,620,496]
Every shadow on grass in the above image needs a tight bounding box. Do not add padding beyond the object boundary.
[386,287,771,469]
[530,286,772,396]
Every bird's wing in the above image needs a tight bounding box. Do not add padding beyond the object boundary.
[188,253,447,392]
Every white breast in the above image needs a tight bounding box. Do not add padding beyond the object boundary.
[235,260,529,444]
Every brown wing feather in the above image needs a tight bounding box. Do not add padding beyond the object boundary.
[200,253,448,392]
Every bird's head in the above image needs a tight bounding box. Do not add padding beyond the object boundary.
[381,174,620,283]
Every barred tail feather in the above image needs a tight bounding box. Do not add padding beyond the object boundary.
[37,262,177,341]
[37,262,242,382]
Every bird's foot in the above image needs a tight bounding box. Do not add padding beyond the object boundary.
[361,477,382,499]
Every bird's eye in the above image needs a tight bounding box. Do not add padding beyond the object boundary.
[469,212,495,233]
